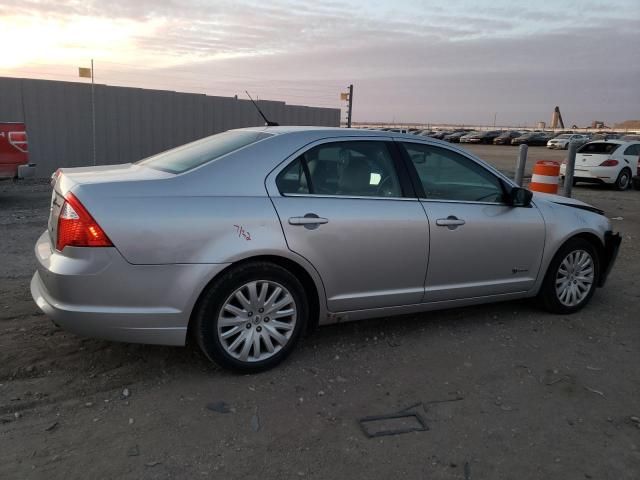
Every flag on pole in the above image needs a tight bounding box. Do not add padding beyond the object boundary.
[78,67,92,78]
[340,92,349,101]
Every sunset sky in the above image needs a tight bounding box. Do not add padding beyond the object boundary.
[0,0,638,125]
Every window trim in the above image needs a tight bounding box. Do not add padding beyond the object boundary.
[272,138,416,201]
[396,139,512,206]
[623,143,640,156]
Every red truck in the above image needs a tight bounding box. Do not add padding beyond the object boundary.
[0,122,35,179]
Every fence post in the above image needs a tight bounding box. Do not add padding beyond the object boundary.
[563,143,578,198]
[514,144,528,186]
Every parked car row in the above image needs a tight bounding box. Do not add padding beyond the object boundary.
[367,127,638,149]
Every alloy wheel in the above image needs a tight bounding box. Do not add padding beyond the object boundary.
[555,250,594,307]
[217,280,297,362]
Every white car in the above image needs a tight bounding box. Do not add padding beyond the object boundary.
[561,140,640,190]
[547,134,589,150]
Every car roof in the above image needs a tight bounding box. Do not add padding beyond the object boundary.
[233,125,456,143]
[585,139,635,146]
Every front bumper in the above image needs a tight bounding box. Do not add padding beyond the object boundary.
[30,230,229,346]
[598,231,621,287]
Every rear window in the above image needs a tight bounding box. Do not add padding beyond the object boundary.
[577,142,621,155]
[137,131,272,174]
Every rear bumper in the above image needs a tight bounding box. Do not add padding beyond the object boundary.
[30,231,229,346]
[560,165,616,184]
[598,231,621,287]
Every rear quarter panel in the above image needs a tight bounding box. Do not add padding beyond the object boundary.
[76,183,288,265]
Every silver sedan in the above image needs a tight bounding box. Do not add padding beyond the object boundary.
[31,127,621,371]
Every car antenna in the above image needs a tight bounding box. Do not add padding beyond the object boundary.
[245,90,279,126]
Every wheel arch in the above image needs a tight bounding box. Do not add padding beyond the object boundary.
[545,231,605,284]
[187,254,325,340]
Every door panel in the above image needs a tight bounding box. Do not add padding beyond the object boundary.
[397,140,546,303]
[272,196,428,311]
[422,202,545,301]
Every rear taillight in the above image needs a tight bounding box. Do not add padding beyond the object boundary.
[8,131,28,152]
[56,193,112,250]
[599,159,619,167]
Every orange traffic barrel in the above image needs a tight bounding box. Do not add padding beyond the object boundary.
[529,160,560,194]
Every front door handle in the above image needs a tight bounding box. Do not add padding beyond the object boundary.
[289,214,329,229]
[436,216,466,230]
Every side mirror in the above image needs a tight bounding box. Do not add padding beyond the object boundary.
[508,186,533,207]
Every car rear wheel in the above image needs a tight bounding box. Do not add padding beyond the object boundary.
[194,261,308,372]
[538,238,599,314]
[614,168,631,190]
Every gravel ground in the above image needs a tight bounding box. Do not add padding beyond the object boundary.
[1,146,639,479]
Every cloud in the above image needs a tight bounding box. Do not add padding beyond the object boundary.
[0,0,638,124]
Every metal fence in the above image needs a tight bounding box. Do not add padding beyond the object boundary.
[0,77,341,177]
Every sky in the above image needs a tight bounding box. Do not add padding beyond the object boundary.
[0,0,638,126]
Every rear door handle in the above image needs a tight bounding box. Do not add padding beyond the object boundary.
[436,216,466,229]
[288,214,328,228]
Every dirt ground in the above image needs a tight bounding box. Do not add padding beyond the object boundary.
[1,145,639,479]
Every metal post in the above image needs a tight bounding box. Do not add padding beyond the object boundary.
[91,59,96,166]
[347,84,353,128]
[563,143,578,198]
[514,144,528,186]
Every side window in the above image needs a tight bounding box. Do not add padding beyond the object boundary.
[401,143,505,202]
[624,144,639,156]
[276,141,402,198]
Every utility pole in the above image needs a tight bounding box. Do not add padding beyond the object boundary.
[347,84,353,128]
[341,84,354,128]
[91,59,96,165]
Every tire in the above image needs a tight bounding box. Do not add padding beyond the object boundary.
[194,261,308,372]
[538,238,600,314]
[614,168,631,191]
[632,175,640,190]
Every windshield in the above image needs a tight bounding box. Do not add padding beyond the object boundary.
[557,134,572,139]
[577,142,621,155]
[137,130,273,174]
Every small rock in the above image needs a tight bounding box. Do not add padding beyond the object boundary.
[14,412,21,419]
[317,390,325,397]
[630,416,640,424]
[336,376,347,383]
[250,413,260,432]
[127,445,140,457]
[84,402,93,408]
[128,418,134,425]
[206,401,231,414]
[122,388,130,399]
[145,461,161,467]
[45,421,59,432]
[25,366,35,374]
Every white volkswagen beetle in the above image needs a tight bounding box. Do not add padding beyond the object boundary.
[561,140,640,190]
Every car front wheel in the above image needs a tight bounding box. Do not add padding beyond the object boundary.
[194,261,308,372]
[539,238,599,314]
